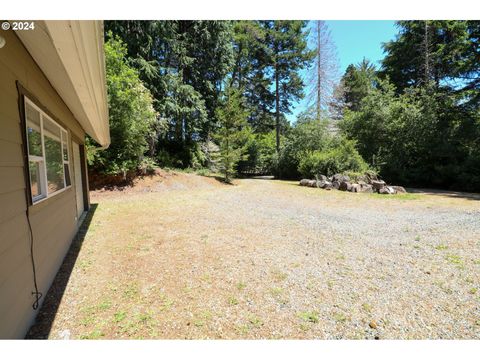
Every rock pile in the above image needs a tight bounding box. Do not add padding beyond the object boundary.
[299,173,407,195]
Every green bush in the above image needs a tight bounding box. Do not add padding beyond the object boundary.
[298,138,369,178]
[87,33,160,175]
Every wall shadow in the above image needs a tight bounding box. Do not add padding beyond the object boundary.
[25,204,98,339]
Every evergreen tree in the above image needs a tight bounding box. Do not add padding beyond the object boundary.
[261,20,315,153]
[214,86,251,183]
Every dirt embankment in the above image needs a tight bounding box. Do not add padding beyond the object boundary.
[90,169,225,198]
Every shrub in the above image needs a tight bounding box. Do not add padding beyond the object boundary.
[87,33,160,175]
[298,138,369,178]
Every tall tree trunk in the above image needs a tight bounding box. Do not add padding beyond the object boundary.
[275,60,280,154]
[316,21,321,120]
[424,20,430,84]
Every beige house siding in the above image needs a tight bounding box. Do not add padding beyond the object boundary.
[0,30,88,339]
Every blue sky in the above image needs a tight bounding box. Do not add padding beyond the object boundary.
[287,20,398,122]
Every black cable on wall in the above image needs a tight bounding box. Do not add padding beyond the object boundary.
[17,83,43,310]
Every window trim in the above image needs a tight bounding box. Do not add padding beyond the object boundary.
[24,96,72,205]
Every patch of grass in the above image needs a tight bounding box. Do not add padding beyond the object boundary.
[362,303,372,313]
[368,193,421,201]
[473,259,480,265]
[435,244,449,251]
[414,235,421,241]
[199,310,213,320]
[327,280,334,290]
[413,245,421,249]
[114,311,127,323]
[123,283,139,299]
[298,311,319,324]
[79,259,93,271]
[158,294,175,311]
[465,277,474,284]
[236,281,246,291]
[98,299,112,311]
[200,273,212,283]
[228,296,239,306]
[445,253,464,267]
[236,324,250,335]
[248,315,264,327]
[193,319,205,327]
[299,323,310,332]
[196,168,211,177]
[434,281,453,295]
[332,311,348,323]
[469,288,478,295]
[270,287,284,296]
[79,329,105,340]
[272,270,288,282]
[137,312,153,324]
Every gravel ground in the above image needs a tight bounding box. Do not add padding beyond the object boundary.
[27,173,480,339]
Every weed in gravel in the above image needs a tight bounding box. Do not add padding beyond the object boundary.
[327,280,335,290]
[435,244,449,251]
[465,277,474,284]
[332,311,348,323]
[415,235,421,241]
[98,299,112,311]
[236,324,250,335]
[80,329,105,339]
[157,294,175,311]
[270,287,284,296]
[123,283,139,299]
[137,312,153,324]
[200,273,212,283]
[79,259,93,271]
[272,270,288,282]
[362,303,373,313]
[298,311,319,323]
[248,315,264,327]
[469,288,478,295]
[474,259,480,265]
[236,281,246,290]
[228,296,239,305]
[434,281,453,295]
[114,311,127,323]
[445,254,464,268]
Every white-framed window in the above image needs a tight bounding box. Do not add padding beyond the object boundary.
[25,97,72,204]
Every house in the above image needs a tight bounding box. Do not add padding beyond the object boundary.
[0,20,110,338]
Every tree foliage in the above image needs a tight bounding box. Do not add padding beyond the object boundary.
[87,34,160,175]
[214,86,251,182]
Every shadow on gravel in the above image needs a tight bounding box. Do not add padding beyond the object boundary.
[408,188,480,201]
[25,204,98,339]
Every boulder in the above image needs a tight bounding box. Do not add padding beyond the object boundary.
[378,186,395,195]
[391,186,407,194]
[315,174,328,181]
[371,180,386,192]
[323,181,333,190]
[332,174,350,183]
[358,183,374,193]
[332,180,341,190]
[339,181,352,192]
[299,179,310,186]
[349,183,361,192]
[307,180,317,187]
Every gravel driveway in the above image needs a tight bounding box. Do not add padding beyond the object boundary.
[27,174,480,339]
